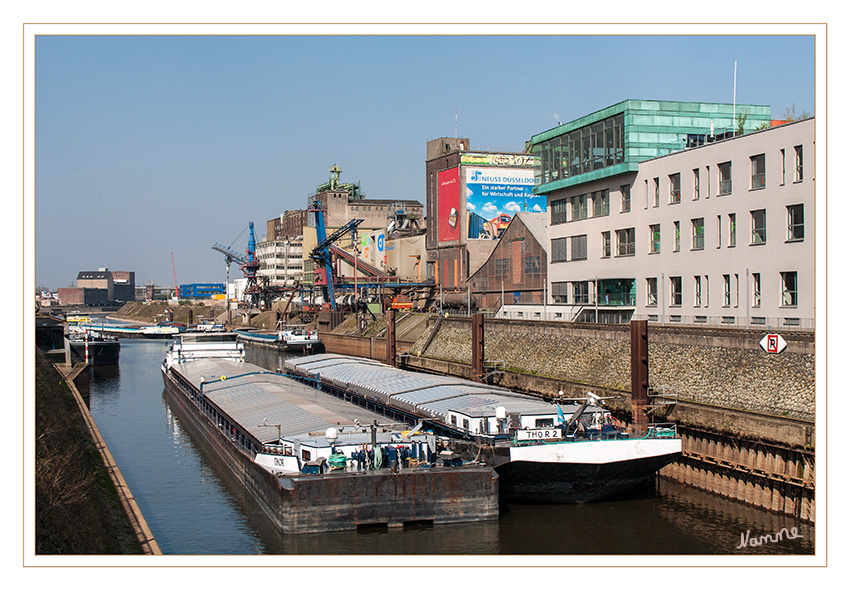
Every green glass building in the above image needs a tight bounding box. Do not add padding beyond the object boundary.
[530,99,771,194]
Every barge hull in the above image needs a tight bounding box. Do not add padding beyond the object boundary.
[496,452,682,504]
[69,340,120,365]
[161,366,499,534]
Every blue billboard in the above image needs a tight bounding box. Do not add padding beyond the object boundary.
[464,167,543,239]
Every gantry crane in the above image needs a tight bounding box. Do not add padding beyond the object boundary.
[212,222,273,309]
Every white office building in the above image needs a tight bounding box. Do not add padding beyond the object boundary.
[256,238,304,288]
[541,117,814,330]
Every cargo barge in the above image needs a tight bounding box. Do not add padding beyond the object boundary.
[82,323,180,339]
[235,326,321,353]
[283,354,682,504]
[68,333,120,365]
[160,333,498,534]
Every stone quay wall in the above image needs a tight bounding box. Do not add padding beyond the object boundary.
[407,319,815,423]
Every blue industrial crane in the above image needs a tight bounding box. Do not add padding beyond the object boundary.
[212,222,269,308]
[308,200,363,310]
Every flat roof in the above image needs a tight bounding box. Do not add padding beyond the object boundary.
[173,358,392,444]
[284,354,561,420]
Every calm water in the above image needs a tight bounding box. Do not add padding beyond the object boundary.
[85,337,814,557]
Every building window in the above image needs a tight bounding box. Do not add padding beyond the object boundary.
[751,154,766,189]
[551,281,569,303]
[670,173,681,204]
[729,213,737,247]
[646,277,658,306]
[694,276,702,307]
[592,190,610,217]
[692,218,704,250]
[653,178,660,207]
[524,256,541,275]
[571,194,588,220]
[601,231,611,258]
[551,198,568,225]
[723,274,731,307]
[719,161,732,195]
[570,235,588,261]
[534,113,624,184]
[494,258,509,276]
[781,271,798,306]
[794,145,803,181]
[752,272,761,307]
[673,221,680,252]
[693,168,700,200]
[717,215,722,248]
[621,184,631,212]
[751,209,767,244]
[551,238,567,263]
[787,204,804,241]
[705,275,709,306]
[616,228,635,256]
[573,281,589,304]
[735,273,741,307]
[670,276,682,306]
[649,224,661,253]
[780,149,786,185]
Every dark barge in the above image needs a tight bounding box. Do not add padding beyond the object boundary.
[160,333,499,534]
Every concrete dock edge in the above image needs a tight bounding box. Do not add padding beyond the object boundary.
[60,364,162,555]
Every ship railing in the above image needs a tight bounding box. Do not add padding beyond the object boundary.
[640,423,678,439]
[510,422,679,445]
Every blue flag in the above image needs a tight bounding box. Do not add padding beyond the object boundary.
[557,404,566,424]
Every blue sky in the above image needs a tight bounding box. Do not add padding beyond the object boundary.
[34,33,816,290]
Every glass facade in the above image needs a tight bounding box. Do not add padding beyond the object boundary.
[535,114,625,185]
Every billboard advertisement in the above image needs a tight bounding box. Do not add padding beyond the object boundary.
[465,167,541,240]
[437,167,460,242]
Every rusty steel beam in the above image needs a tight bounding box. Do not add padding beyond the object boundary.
[471,313,484,383]
[385,308,396,367]
[630,319,649,430]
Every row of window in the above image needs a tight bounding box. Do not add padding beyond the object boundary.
[646,271,798,309]
[550,144,806,227]
[490,255,543,276]
[535,114,626,185]
[552,204,804,261]
[646,145,804,208]
[260,265,304,271]
[551,190,611,224]
[553,270,798,309]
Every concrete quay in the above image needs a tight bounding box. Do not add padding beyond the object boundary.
[321,314,816,521]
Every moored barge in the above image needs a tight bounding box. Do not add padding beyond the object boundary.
[68,333,120,365]
[160,333,498,534]
[283,353,682,504]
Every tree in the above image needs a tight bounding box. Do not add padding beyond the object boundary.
[736,111,748,135]
[783,103,812,121]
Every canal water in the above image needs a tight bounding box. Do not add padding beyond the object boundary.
[85,337,814,558]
